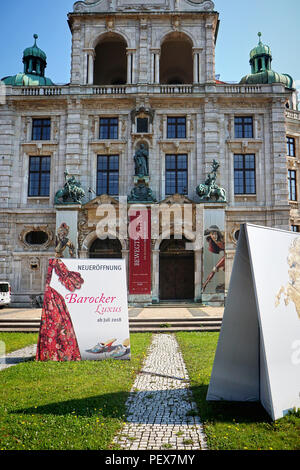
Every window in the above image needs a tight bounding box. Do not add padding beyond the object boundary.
[165,154,188,195]
[167,117,186,139]
[234,154,256,195]
[291,225,300,232]
[97,155,119,195]
[28,156,51,197]
[25,231,49,245]
[234,117,253,139]
[288,170,297,201]
[136,118,149,134]
[287,136,296,157]
[99,118,118,139]
[32,119,51,141]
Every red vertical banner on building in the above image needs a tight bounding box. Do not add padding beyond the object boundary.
[129,207,151,295]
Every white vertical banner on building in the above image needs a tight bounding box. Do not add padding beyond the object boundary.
[207,224,300,421]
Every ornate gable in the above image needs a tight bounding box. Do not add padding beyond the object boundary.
[161,193,194,205]
[73,0,214,13]
[83,195,119,208]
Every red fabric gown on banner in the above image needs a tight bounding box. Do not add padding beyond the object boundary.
[36,259,84,362]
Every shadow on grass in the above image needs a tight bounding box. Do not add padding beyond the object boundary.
[190,384,272,424]
[12,385,271,425]
[12,392,129,419]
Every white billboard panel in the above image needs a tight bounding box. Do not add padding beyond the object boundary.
[207,224,300,420]
[36,258,130,361]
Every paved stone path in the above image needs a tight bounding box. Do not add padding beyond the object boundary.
[0,345,37,371]
[113,334,207,451]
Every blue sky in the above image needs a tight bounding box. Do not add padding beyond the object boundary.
[0,0,299,91]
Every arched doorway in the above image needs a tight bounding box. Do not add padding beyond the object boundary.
[94,34,127,85]
[89,238,122,259]
[160,33,193,84]
[159,236,194,300]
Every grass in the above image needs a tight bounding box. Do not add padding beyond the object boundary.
[0,333,38,354]
[1,331,299,451]
[0,333,152,450]
[176,332,300,451]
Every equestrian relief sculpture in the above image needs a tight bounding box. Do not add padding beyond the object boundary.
[196,160,227,202]
[55,171,85,205]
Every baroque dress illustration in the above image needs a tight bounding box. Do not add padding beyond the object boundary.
[36,258,84,361]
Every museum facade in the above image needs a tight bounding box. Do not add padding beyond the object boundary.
[1,0,300,306]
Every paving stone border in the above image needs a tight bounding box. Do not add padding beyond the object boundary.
[114,334,208,450]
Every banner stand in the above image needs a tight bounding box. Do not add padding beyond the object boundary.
[207,223,300,421]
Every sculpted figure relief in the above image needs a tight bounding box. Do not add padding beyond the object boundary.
[134,144,149,178]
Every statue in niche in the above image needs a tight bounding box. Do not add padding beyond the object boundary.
[134,144,149,178]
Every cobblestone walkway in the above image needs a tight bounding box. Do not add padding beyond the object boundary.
[113,334,207,451]
[0,345,37,371]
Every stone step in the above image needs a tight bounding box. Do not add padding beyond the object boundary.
[129,317,222,323]
[0,326,221,333]
[0,317,222,333]
[134,303,205,308]
[0,327,40,332]
[129,326,221,333]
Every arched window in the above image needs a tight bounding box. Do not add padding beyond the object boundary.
[94,34,127,85]
[160,33,193,85]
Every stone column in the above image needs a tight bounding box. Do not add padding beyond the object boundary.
[193,48,202,84]
[205,22,215,83]
[138,18,149,83]
[70,23,82,85]
[87,50,95,85]
[155,52,160,84]
[150,51,155,83]
[150,49,160,84]
[127,50,132,84]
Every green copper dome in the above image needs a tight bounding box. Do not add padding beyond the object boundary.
[241,70,295,89]
[23,34,47,62]
[2,73,54,87]
[240,33,295,89]
[1,34,54,86]
[250,32,272,60]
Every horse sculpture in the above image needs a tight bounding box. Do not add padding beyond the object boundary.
[196,183,227,202]
[54,172,85,205]
[196,160,227,203]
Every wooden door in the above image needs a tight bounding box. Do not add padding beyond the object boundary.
[160,254,194,300]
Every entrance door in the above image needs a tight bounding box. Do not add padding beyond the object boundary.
[159,238,194,301]
[89,238,122,259]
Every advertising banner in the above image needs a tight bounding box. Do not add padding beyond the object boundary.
[202,209,225,302]
[36,258,130,362]
[207,224,300,420]
[129,208,151,295]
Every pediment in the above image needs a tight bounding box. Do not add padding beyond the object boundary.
[83,194,119,208]
[161,193,194,205]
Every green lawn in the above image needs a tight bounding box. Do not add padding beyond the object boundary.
[176,332,300,451]
[1,331,299,451]
[0,333,39,354]
[0,333,152,450]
